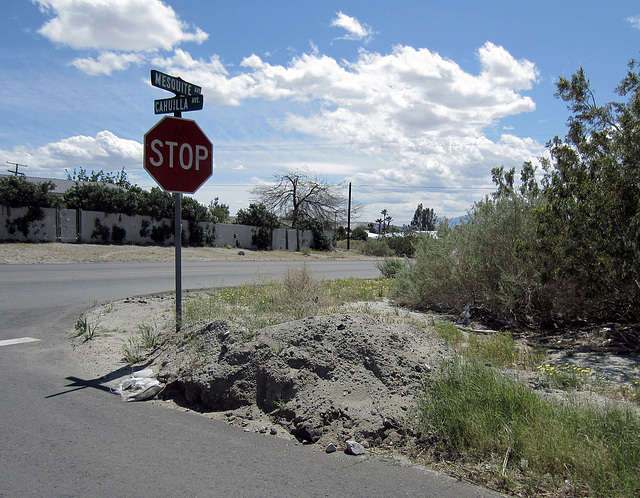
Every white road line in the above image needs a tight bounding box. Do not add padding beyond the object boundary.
[0,337,41,347]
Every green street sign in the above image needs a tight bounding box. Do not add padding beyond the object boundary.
[151,69,201,96]
[154,94,204,114]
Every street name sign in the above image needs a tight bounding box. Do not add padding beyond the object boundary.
[143,116,213,194]
[151,69,202,96]
[154,94,204,114]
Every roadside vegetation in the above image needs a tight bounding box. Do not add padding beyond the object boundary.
[175,267,640,496]
[390,62,640,331]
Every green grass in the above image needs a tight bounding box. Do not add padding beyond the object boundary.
[432,321,545,369]
[416,358,640,496]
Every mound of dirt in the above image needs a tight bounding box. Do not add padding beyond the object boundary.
[156,313,457,447]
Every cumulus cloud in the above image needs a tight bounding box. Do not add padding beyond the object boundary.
[33,0,208,74]
[139,41,543,213]
[331,12,374,42]
[1,131,143,176]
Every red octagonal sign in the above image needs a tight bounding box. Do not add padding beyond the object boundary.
[144,116,213,194]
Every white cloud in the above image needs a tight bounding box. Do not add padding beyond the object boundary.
[627,15,640,29]
[70,51,145,75]
[331,12,374,42]
[33,0,208,51]
[1,131,143,176]
[33,0,208,74]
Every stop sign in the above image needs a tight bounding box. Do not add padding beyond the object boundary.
[144,116,213,193]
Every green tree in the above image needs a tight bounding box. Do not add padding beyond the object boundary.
[0,176,57,209]
[66,167,133,189]
[351,225,369,241]
[207,197,230,223]
[0,176,58,237]
[410,204,437,231]
[235,203,280,250]
[536,62,640,320]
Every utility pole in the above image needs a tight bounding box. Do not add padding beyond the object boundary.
[6,162,27,176]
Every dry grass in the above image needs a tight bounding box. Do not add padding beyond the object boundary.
[0,242,377,264]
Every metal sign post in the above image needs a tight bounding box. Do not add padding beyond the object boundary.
[145,70,212,331]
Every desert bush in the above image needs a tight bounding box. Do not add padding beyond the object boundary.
[276,265,324,318]
[384,232,418,257]
[376,257,408,278]
[391,185,542,325]
[360,238,393,257]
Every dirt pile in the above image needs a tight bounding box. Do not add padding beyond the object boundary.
[157,313,457,447]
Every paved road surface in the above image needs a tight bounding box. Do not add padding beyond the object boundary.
[0,260,501,497]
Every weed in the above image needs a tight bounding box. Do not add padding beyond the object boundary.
[138,322,159,349]
[416,357,640,496]
[121,337,142,363]
[73,315,100,342]
[536,361,595,390]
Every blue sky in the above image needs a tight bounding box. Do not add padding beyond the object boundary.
[1,1,639,224]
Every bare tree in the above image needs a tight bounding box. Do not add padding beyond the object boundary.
[252,167,348,227]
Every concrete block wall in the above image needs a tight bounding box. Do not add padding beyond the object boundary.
[213,223,255,249]
[1,205,331,251]
[1,206,76,242]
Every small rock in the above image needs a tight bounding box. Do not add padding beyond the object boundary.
[259,427,268,434]
[270,427,278,435]
[325,443,337,454]
[345,440,366,456]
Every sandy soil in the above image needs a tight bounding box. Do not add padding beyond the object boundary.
[0,242,375,264]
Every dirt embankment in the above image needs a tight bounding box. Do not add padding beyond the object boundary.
[157,313,457,447]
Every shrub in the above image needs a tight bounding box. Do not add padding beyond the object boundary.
[391,189,541,325]
[296,218,332,251]
[376,257,408,278]
[351,225,369,241]
[360,238,392,257]
[384,232,418,257]
[251,227,272,250]
[111,225,126,243]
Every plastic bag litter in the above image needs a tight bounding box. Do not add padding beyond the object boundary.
[114,369,164,402]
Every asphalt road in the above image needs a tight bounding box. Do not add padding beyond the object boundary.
[0,260,501,497]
